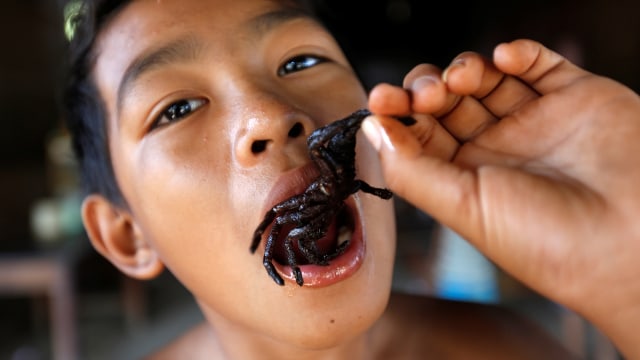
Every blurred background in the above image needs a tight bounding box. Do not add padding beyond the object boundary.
[0,0,638,359]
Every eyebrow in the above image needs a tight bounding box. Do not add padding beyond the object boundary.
[116,35,203,114]
[115,7,311,116]
[248,6,310,36]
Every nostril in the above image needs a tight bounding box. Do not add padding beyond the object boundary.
[288,122,304,138]
[250,123,304,155]
[251,140,269,154]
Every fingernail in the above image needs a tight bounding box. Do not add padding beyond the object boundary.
[362,117,395,152]
[362,118,382,151]
[411,75,438,93]
[442,58,465,83]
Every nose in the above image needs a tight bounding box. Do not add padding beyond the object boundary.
[234,104,315,169]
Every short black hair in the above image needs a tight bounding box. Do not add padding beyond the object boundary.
[63,0,318,208]
[64,0,132,207]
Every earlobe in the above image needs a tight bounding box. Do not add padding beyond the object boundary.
[81,194,164,280]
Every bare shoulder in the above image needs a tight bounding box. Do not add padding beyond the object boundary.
[371,292,576,360]
[143,322,220,360]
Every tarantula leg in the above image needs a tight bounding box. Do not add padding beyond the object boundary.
[323,239,349,262]
[284,243,304,286]
[261,218,286,285]
[284,228,321,286]
[261,209,311,286]
[296,229,330,266]
[251,209,277,253]
[263,259,284,286]
[353,180,393,199]
[284,228,304,286]
[251,194,308,253]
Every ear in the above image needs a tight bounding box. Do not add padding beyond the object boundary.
[81,194,164,280]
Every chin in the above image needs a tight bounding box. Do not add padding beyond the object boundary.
[194,191,395,354]
[279,193,396,349]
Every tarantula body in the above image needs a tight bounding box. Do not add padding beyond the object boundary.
[250,109,394,286]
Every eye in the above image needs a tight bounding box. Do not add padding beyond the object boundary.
[154,98,207,128]
[278,55,327,76]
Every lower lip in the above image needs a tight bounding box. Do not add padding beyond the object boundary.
[273,197,365,287]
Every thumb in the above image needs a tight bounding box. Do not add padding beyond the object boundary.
[361,116,485,240]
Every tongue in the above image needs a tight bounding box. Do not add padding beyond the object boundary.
[273,218,338,265]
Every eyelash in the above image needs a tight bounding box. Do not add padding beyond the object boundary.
[153,98,208,129]
[278,55,327,76]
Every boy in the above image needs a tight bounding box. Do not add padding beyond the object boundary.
[65,0,573,358]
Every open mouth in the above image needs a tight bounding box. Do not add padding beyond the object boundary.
[251,162,371,288]
[251,108,393,287]
[268,196,366,288]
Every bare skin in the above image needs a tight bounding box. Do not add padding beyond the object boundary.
[76,0,577,357]
[147,293,572,360]
[364,39,640,358]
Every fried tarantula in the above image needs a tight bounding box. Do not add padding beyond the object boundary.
[250,109,414,286]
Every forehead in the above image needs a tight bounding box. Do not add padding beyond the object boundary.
[97,0,301,40]
[94,0,304,58]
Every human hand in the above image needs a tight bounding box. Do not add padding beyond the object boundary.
[363,39,640,358]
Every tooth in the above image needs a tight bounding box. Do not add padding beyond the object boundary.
[337,225,351,246]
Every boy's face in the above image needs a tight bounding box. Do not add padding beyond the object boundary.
[91,0,395,348]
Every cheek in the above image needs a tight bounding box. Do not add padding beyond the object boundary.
[120,132,256,284]
[132,169,261,301]
[133,135,227,221]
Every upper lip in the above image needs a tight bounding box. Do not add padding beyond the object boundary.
[259,162,320,216]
